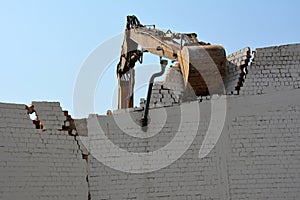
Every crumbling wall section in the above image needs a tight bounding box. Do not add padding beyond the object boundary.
[32,101,66,130]
[240,43,300,95]
[225,47,251,94]
[139,66,185,109]
[0,102,88,200]
[140,82,180,108]
[162,66,185,98]
[146,47,252,107]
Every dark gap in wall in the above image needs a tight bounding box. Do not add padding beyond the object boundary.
[25,104,44,129]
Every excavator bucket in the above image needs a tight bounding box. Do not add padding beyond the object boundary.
[178,45,226,96]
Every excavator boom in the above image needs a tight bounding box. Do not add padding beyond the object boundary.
[117,15,226,109]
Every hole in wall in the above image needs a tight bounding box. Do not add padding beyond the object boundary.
[25,104,44,129]
[29,112,37,120]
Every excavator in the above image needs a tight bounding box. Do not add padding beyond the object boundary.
[116,15,226,125]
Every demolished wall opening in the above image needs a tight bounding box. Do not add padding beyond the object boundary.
[25,104,44,129]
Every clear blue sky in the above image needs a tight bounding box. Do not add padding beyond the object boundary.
[0,0,299,118]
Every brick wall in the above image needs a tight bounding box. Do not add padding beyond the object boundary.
[139,66,185,108]
[227,91,300,199]
[0,102,88,200]
[225,47,251,94]
[32,101,66,130]
[85,87,300,199]
[162,65,185,99]
[241,43,300,95]
[87,100,224,199]
[1,43,300,200]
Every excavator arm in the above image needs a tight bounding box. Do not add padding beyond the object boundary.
[117,15,226,109]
